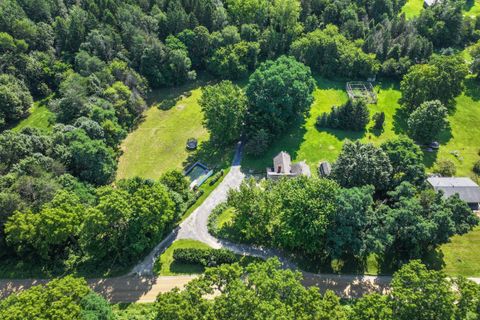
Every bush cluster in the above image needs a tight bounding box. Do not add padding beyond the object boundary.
[317,99,370,131]
[173,248,238,267]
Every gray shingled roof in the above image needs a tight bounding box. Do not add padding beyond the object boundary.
[427,177,480,204]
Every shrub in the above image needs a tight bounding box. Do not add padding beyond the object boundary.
[173,248,238,267]
[473,160,480,175]
[158,98,177,110]
[434,159,457,177]
[317,99,370,131]
[209,170,224,186]
[373,112,385,130]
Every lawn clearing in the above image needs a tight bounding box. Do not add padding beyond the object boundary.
[154,239,211,276]
[116,89,209,180]
[401,0,424,19]
[242,76,480,179]
[438,227,480,277]
[13,101,53,132]
[242,77,402,172]
[426,78,480,177]
[464,0,480,17]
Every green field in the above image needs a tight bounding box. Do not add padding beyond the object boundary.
[401,0,480,20]
[154,239,211,276]
[13,102,53,132]
[402,0,424,19]
[438,227,480,277]
[116,89,209,180]
[465,0,480,17]
[242,76,480,179]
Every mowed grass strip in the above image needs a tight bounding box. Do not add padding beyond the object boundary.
[154,239,211,276]
[116,89,209,180]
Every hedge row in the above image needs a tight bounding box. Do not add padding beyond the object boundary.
[172,248,238,267]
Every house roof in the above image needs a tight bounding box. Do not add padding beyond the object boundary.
[291,161,311,177]
[427,177,480,204]
[273,151,291,173]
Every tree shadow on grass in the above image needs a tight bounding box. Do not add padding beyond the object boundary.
[146,72,216,106]
[183,140,234,171]
[242,119,308,173]
[422,249,446,271]
[464,0,476,11]
[392,107,409,135]
[464,77,480,102]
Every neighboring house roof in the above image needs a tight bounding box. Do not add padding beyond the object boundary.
[427,177,480,204]
[273,151,291,173]
[291,161,311,177]
[424,0,441,6]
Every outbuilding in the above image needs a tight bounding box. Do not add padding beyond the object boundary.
[427,177,480,210]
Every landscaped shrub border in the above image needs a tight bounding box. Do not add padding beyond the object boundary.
[173,247,238,267]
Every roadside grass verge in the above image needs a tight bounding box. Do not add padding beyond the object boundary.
[154,239,211,276]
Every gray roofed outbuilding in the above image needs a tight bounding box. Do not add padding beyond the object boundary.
[427,177,480,209]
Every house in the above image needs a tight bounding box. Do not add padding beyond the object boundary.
[266,151,311,180]
[318,161,332,177]
[424,0,441,7]
[427,177,480,210]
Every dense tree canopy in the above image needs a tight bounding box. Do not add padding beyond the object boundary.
[408,100,448,143]
[331,140,393,191]
[245,56,315,152]
[0,276,113,320]
[200,81,247,145]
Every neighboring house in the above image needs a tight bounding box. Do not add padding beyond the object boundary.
[266,151,311,180]
[427,177,480,210]
[424,0,441,7]
[318,161,332,177]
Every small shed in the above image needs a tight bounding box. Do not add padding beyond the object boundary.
[318,161,332,177]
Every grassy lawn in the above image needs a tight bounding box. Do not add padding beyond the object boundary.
[117,83,233,181]
[242,76,480,179]
[215,207,236,229]
[464,0,480,17]
[438,227,480,277]
[154,239,211,276]
[401,0,424,19]
[242,77,403,172]
[116,89,209,180]
[13,102,53,132]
